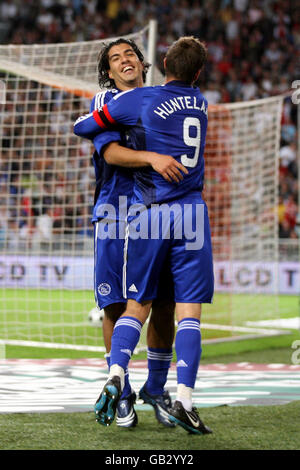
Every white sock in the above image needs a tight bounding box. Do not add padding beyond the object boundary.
[177,383,193,411]
[109,364,125,391]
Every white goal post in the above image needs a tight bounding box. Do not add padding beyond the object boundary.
[0,21,284,352]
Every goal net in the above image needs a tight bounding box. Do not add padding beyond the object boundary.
[202,97,283,341]
[0,24,283,352]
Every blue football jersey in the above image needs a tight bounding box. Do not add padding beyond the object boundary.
[86,89,134,222]
[74,81,208,206]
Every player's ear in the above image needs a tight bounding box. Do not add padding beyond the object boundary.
[192,69,201,84]
[108,69,113,79]
[139,60,145,73]
[163,57,167,71]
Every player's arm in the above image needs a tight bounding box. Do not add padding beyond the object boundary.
[103,142,188,184]
[73,93,122,158]
[74,89,141,138]
[74,103,119,139]
[100,90,188,181]
[90,92,123,154]
[73,92,121,140]
[75,89,188,182]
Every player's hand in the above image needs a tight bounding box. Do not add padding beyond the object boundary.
[150,154,189,183]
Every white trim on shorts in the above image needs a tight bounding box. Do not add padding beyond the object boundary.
[122,218,130,299]
[94,221,99,306]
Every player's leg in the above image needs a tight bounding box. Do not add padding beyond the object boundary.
[95,220,170,426]
[175,303,203,410]
[94,221,137,427]
[147,299,175,393]
[146,259,175,393]
[101,302,138,427]
[169,303,212,435]
[95,299,152,426]
[112,222,171,395]
[139,299,176,427]
[167,198,214,434]
[102,303,125,352]
[109,298,152,386]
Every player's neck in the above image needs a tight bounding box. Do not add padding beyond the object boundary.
[165,75,193,87]
[165,74,177,84]
[165,75,190,85]
[116,78,144,91]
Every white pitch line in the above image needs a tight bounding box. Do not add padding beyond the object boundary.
[0,406,65,412]
[0,339,106,352]
[0,320,290,352]
[201,323,288,335]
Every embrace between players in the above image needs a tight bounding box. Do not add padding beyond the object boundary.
[74,36,214,435]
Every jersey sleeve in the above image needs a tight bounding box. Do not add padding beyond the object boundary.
[103,88,142,126]
[74,94,101,139]
[73,88,142,138]
[90,92,122,154]
[89,96,96,114]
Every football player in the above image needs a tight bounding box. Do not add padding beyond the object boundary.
[77,39,185,428]
[74,36,214,435]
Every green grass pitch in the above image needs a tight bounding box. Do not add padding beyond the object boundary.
[0,289,298,349]
[0,289,299,450]
[0,401,299,450]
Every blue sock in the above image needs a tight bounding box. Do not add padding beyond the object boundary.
[175,318,201,388]
[145,347,173,395]
[110,316,142,383]
[105,351,131,399]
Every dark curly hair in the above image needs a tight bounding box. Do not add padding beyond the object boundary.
[97,38,151,89]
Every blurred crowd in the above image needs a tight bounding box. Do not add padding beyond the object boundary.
[0,0,299,249]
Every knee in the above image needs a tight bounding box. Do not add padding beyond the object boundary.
[124,299,152,325]
[104,303,126,323]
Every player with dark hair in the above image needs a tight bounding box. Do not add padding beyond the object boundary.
[79,38,186,429]
[97,38,150,89]
[74,36,214,435]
